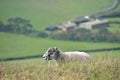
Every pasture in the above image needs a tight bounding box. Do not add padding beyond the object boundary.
[0,51,120,80]
[0,0,115,29]
[0,0,119,59]
[0,0,120,79]
[0,32,120,59]
[0,32,120,80]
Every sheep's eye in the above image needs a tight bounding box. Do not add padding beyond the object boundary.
[48,50,51,52]
[51,52,54,55]
[48,54,51,56]
[48,52,53,55]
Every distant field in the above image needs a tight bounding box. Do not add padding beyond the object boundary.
[0,0,120,79]
[107,18,120,32]
[0,0,113,29]
[0,0,120,59]
[0,32,120,58]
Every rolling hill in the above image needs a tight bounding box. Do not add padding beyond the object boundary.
[0,32,120,58]
[0,0,120,59]
[0,0,115,30]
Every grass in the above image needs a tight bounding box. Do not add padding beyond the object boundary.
[106,18,120,32]
[0,32,120,58]
[0,0,119,59]
[0,0,120,79]
[0,51,120,80]
[89,50,120,60]
[0,0,113,29]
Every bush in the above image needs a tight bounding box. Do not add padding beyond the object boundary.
[50,28,120,42]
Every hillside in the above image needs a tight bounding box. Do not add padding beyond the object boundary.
[0,0,113,30]
[0,1,120,79]
[0,0,120,59]
[0,32,120,58]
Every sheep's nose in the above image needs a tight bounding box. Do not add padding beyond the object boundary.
[42,54,46,58]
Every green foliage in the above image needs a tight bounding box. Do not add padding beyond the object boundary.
[0,17,49,38]
[0,21,4,31]
[0,17,33,35]
[50,28,120,42]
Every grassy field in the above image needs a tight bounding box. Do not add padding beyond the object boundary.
[0,51,120,80]
[0,32,120,59]
[0,0,120,79]
[106,17,120,32]
[0,0,119,59]
[0,0,114,29]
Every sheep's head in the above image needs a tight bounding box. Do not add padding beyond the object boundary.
[42,47,59,60]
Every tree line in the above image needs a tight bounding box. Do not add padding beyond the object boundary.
[0,17,120,42]
[50,28,120,42]
[0,17,47,38]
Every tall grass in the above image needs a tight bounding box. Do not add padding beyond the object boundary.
[0,55,119,80]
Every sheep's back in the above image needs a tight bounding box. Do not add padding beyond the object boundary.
[64,51,92,61]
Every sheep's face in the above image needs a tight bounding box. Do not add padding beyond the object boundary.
[42,47,59,60]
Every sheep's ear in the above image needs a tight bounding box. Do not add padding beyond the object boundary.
[54,47,57,50]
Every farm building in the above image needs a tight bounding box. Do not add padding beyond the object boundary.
[72,16,90,25]
[59,21,77,31]
[59,19,109,31]
[45,25,59,31]
[78,19,109,30]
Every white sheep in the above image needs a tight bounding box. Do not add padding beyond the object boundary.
[42,47,93,63]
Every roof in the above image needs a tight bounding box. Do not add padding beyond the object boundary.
[79,19,109,26]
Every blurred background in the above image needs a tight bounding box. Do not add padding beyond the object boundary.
[0,0,120,60]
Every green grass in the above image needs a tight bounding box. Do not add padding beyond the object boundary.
[0,0,120,79]
[0,32,120,58]
[107,18,120,32]
[0,0,113,29]
[89,50,120,60]
[108,24,120,32]
[0,0,119,59]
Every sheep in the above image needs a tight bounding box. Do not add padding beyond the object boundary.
[42,47,93,63]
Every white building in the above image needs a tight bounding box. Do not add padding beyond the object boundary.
[59,21,77,31]
[78,19,109,30]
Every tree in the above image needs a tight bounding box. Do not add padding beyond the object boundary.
[0,21,5,31]
[98,28,109,41]
[7,17,33,34]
